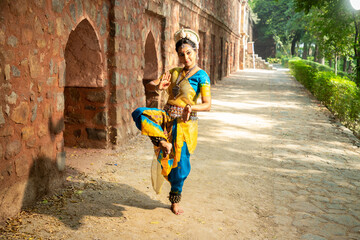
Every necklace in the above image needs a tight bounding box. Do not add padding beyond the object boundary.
[172,65,197,99]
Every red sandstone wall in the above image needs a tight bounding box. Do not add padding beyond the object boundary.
[0,0,112,223]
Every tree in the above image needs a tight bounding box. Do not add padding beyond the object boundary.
[252,0,306,56]
[294,0,360,85]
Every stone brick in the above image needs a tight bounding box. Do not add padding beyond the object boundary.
[64,13,73,33]
[40,144,53,159]
[0,126,14,137]
[31,104,38,122]
[58,61,66,87]
[52,0,64,13]
[15,156,29,177]
[56,18,64,36]
[86,91,106,103]
[11,102,30,124]
[0,144,2,160]
[75,0,83,19]
[0,29,5,45]
[37,39,46,48]
[21,127,34,141]
[4,64,10,81]
[38,124,47,137]
[47,77,56,86]
[5,140,21,160]
[70,4,76,22]
[7,36,18,47]
[93,111,108,126]
[11,66,20,77]
[34,0,45,8]
[56,93,64,112]
[102,3,109,17]
[6,92,17,105]
[21,28,33,44]
[29,54,41,79]
[86,128,107,141]
[0,107,5,125]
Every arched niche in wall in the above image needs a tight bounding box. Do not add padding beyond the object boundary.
[64,19,108,149]
[64,19,103,87]
[143,31,161,108]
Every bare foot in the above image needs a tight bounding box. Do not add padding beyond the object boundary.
[160,140,172,157]
[171,203,184,215]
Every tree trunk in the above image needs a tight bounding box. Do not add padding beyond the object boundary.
[334,55,338,75]
[302,43,308,59]
[353,13,360,87]
[329,59,332,68]
[320,58,325,65]
[291,38,297,56]
[343,57,347,72]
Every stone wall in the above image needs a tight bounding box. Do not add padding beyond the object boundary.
[0,0,253,223]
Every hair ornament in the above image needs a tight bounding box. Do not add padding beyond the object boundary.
[174,28,200,49]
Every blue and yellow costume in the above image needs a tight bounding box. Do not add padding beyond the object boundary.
[132,67,211,198]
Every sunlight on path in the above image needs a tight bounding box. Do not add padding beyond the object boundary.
[194,69,360,239]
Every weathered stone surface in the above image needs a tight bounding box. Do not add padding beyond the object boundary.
[321,214,360,227]
[93,111,108,126]
[0,29,5,45]
[15,156,29,177]
[70,4,76,22]
[31,104,38,122]
[58,61,66,87]
[0,107,5,125]
[56,18,64,36]
[4,64,10,81]
[86,91,106,103]
[29,54,41,79]
[47,77,56,86]
[52,0,64,13]
[289,201,323,213]
[5,140,21,159]
[6,91,17,105]
[38,124,47,137]
[40,144,53,158]
[75,0,83,19]
[300,234,327,240]
[86,128,107,141]
[7,36,18,47]
[0,144,3,160]
[11,102,30,124]
[21,28,33,44]
[11,66,20,77]
[317,223,347,237]
[0,125,14,137]
[56,93,64,112]
[21,127,34,141]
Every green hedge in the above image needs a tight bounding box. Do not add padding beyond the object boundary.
[289,59,360,135]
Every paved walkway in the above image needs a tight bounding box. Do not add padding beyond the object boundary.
[207,69,360,239]
[2,69,360,240]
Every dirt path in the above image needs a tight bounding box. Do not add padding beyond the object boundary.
[2,69,360,240]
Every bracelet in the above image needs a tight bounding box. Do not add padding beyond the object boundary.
[185,104,192,113]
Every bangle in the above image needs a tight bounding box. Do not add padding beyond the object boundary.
[185,104,192,112]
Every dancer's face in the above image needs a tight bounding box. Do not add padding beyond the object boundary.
[177,44,197,69]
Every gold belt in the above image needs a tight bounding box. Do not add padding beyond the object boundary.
[164,104,198,120]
